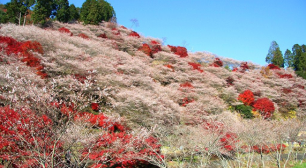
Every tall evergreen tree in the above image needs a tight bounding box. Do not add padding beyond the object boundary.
[0,4,8,23]
[266,41,284,67]
[80,0,115,25]
[284,49,294,68]
[56,0,70,23]
[291,44,306,79]
[5,0,34,25]
[32,0,56,25]
[68,4,79,21]
[271,47,284,67]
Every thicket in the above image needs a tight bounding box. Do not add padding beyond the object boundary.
[1,21,306,168]
[0,0,114,25]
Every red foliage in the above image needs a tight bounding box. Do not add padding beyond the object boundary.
[240,62,249,72]
[120,26,127,29]
[175,46,188,57]
[0,36,23,55]
[129,31,140,38]
[73,74,87,83]
[188,62,203,73]
[203,121,238,153]
[151,40,162,54]
[282,88,292,94]
[0,106,62,167]
[78,33,89,39]
[167,45,177,53]
[167,45,188,57]
[268,64,280,70]
[211,58,223,67]
[278,73,293,79]
[0,36,47,78]
[85,133,162,168]
[58,27,73,36]
[253,98,275,119]
[112,29,121,36]
[97,33,107,39]
[226,77,234,86]
[180,97,194,106]
[220,132,238,152]
[252,144,286,154]
[151,40,160,45]
[232,67,238,72]
[138,43,152,57]
[180,82,194,89]
[238,90,254,106]
[91,103,99,112]
[164,64,174,71]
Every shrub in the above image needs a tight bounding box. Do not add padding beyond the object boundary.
[188,62,203,73]
[212,58,223,67]
[0,106,63,167]
[232,67,238,72]
[139,43,152,57]
[180,97,194,106]
[112,28,120,36]
[129,31,140,38]
[58,27,73,36]
[238,90,254,106]
[268,64,280,70]
[167,45,188,57]
[0,36,47,78]
[240,62,249,72]
[78,33,89,39]
[0,35,23,55]
[220,132,238,152]
[91,103,99,112]
[151,40,162,54]
[253,98,275,119]
[278,73,293,79]
[180,82,194,89]
[164,64,174,71]
[226,77,234,86]
[97,33,107,38]
[175,46,188,57]
[235,104,254,119]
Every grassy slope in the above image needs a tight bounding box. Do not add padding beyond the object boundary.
[1,21,306,167]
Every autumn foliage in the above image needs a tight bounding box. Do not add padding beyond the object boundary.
[0,36,47,78]
[58,27,73,36]
[128,31,140,38]
[97,33,107,38]
[253,98,275,119]
[0,106,62,167]
[78,33,89,39]
[167,45,188,57]
[151,40,162,54]
[238,90,254,106]
[211,58,223,67]
[268,64,280,70]
[139,43,152,57]
[188,62,203,72]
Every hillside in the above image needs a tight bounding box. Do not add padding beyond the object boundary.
[0,22,306,167]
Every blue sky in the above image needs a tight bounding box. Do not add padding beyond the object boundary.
[1,0,305,65]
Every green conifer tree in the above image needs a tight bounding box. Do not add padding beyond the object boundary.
[68,4,79,21]
[80,0,115,25]
[266,41,284,67]
[284,49,294,68]
[32,0,56,25]
[56,0,70,23]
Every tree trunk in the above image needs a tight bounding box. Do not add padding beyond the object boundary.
[19,12,21,26]
[23,14,26,26]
